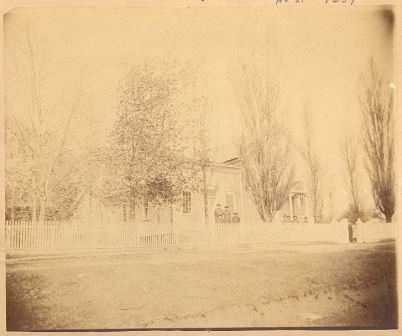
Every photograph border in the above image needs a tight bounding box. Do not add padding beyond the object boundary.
[0,0,401,335]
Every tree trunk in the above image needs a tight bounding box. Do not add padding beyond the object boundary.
[385,214,393,223]
[32,198,38,224]
[129,187,136,224]
[202,165,209,229]
[31,177,38,223]
[10,190,15,221]
[266,212,273,223]
[10,206,15,222]
[123,203,127,222]
[38,181,49,225]
[157,205,161,225]
[170,202,174,233]
[312,191,319,224]
[144,197,149,220]
[38,197,47,225]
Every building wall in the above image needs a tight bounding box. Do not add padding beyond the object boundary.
[173,164,247,237]
[73,162,264,234]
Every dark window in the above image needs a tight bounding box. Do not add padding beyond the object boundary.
[183,191,191,214]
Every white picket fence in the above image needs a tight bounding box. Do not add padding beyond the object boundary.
[5,220,176,250]
[4,219,396,251]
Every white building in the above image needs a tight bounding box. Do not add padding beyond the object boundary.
[75,157,310,240]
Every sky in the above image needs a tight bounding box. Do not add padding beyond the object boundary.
[4,5,394,214]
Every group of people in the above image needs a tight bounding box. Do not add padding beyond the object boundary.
[282,215,309,223]
[214,204,240,224]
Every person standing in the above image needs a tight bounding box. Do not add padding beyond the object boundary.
[223,206,231,224]
[214,204,224,223]
[348,220,358,243]
[232,212,240,224]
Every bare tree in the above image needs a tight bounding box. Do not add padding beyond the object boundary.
[192,96,212,228]
[341,135,361,223]
[6,25,83,224]
[236,65,294,223]
[300,107,322,223]
[360,59,395,223]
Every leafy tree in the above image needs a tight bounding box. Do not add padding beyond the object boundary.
[106,62,200,224]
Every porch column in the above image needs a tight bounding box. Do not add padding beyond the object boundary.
[301,194,306,217]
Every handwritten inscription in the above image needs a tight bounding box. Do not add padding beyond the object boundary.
[275,0,303,3]
[325,0,354,4]
[275,0,354,4]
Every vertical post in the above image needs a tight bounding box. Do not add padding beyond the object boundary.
[21,221,25,249]
[32,197,37,224]
[9,190,15,221]
[25,221,29,249]
[288,193,293,219]
[129,186,136,224]
[25,221,28,249]
[170,201,174,234]
[28,220,32,249]
[19,221,22,249]
[123,204,127,222]
[16,222,19,249]
[295,194,300,220]
[202,165,209,231]
[14,222,17,249]
[6,223,9,249]
[239,168,245,232]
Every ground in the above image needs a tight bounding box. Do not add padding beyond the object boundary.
[6,241,397,330]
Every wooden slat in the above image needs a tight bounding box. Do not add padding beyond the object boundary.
[5,219,179,250]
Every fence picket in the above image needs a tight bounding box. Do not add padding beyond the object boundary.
[5,220,178,250]
[26,221,30,248]
[27,222,32,248]
[18,222,21,248]
[5,224,9,249]
[23,221,26,249]
[36,222,40,249]
[14,222,18,249]
[7,222,11,249]
[18,222,24,248]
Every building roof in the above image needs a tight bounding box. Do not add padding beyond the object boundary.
[207,161,241,171]
[223,157,242,166]
[290,180,306,193]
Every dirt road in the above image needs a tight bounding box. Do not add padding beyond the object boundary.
[6,241,397,330]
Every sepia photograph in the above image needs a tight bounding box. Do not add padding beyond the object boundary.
[2,1,399,332]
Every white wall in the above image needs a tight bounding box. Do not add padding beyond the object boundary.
[239,222,350,244]
[356,221,396,243]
